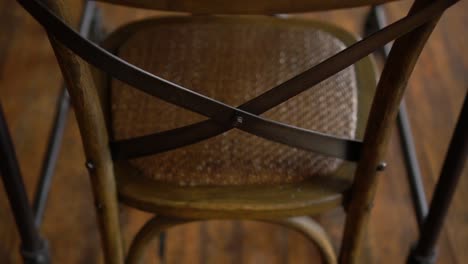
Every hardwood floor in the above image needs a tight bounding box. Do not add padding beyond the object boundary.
[0,0,466,263]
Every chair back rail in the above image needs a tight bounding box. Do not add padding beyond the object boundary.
[98,0,401,14]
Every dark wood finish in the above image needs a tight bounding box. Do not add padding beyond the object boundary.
[0,1,466,263]
[340,0,443,261]
[44,0,124,263]
[97,0,401,14]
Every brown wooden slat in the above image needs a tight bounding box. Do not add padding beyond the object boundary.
[97,0,401,14]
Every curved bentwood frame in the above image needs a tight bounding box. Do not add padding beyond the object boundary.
[16,0,458,263]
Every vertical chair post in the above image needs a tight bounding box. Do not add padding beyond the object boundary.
[44,0,124,263]
[49,39,125,264]
[33,0,100,228]
[364,4,429,228]
[339,0,442,262]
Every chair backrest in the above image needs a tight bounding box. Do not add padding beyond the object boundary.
[97,0,400,14]
[23,0,455,165]
[16,0,458,262]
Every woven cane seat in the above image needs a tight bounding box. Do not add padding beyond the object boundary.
[111,17,362,186]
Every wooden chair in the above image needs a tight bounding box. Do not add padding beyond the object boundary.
[17,0,457,262]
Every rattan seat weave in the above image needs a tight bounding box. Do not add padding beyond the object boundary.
[111,17,359,186]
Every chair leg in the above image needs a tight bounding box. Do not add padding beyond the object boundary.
[126,216,191,264]
[267,217,337,264]
[87,165,125,264]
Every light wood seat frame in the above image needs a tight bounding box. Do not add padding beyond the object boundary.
[16,0,458,262]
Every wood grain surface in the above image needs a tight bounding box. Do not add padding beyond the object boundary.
[0,0,466,263]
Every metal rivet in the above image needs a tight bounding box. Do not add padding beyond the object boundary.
[37,255,45,263]
[232,115,243,127]
[85,160,95,171]
[376,162,387,171]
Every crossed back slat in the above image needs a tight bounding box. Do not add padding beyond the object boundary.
[19,0,455,164]
[97,0,401,14]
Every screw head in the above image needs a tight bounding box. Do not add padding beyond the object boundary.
[376,162,387,171]
[85,160,95,171]
[232,115,243,127]
[36,254,46,263]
